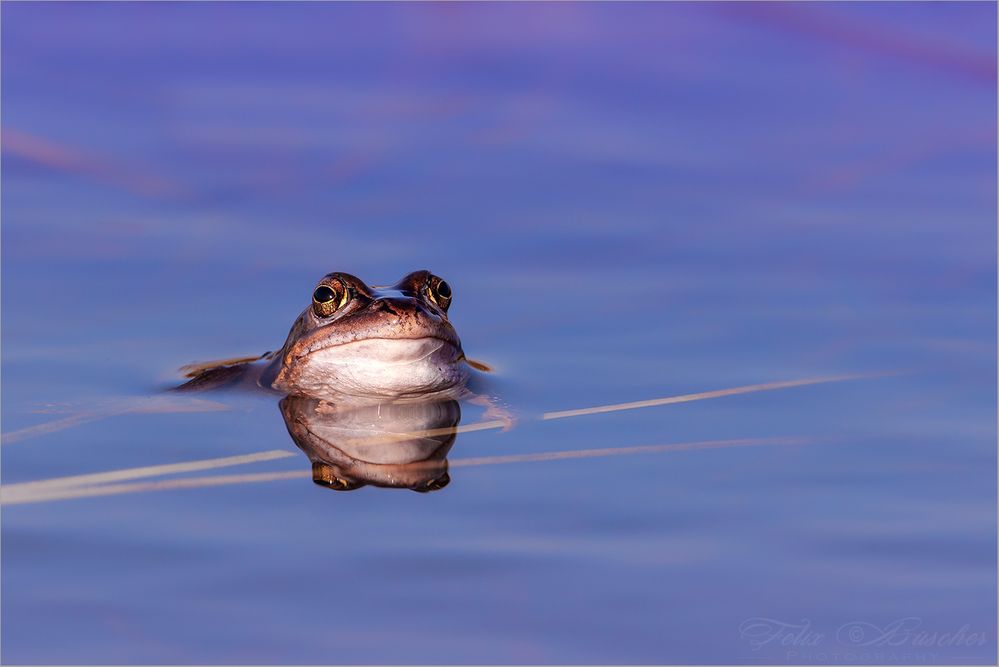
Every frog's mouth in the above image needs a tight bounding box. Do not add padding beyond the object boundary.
[308,336,460,365]
[273,334,467,399]
[293,328,461,363]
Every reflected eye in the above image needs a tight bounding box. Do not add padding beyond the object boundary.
[417,471,450,492]
[312,462,362,491]
[426,276,452,312]
[312,280,348,317]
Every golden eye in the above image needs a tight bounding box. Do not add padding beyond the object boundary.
[312,280,348,317]
[427,276,452,311]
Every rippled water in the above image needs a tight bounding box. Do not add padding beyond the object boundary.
[2,3,996,664]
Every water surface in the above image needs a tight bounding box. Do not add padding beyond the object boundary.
[2,3,996,664]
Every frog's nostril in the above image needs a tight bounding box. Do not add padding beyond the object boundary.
[374,298,413,316]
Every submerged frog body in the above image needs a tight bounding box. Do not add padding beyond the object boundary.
[181,270,470,400]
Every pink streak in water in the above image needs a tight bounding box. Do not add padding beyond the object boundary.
[1,129,184,199]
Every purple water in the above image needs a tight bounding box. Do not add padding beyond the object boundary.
[2,3,995,664]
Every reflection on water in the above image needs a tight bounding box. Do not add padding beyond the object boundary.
[280,395,459,493]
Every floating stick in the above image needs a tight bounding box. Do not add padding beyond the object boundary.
[2,449,295,497]
[1,373,881,501]
[542,374,874,420]
[1,396,229,445]
[1,436,806,505]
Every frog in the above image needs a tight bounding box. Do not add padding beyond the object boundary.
[179,270,482,401]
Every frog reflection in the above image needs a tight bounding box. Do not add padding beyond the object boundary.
[279,395,461,492]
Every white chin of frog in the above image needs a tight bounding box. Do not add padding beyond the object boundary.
[295,337,466,398]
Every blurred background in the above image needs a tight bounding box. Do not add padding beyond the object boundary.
[2,3,996,664]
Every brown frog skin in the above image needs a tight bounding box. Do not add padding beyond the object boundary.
[260,270,468,399]
[177,269,487,405]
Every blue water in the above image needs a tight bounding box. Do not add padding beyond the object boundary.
[2,3,996,664]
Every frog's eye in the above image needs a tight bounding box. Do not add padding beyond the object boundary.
[437,280,452,300]
[312,280,348,317]
[426,276,452,312]
[313,286,335,303]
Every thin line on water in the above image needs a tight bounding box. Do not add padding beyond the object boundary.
[450,436,807,467]
[0,373,869,493]
[1,373,882,447]
[542,373,876,420]
[2,449,296,496]
[2,471,311,505]
[1,397,230,445]
[2,435,807,505]
[1,412,110,445]
[349,374,877,446]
